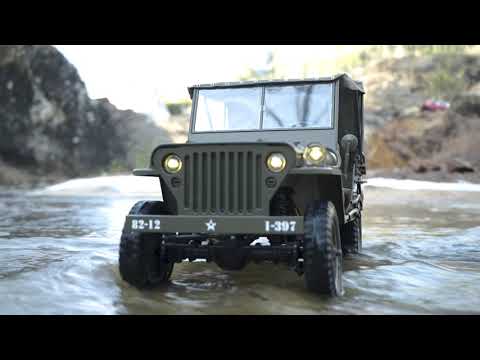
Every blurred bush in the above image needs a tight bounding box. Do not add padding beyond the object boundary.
[423,65,467,101]
[402,45,476,56]
[166,100,191,116]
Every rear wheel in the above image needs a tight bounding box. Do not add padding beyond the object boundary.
[119,201,174,289]
[303,201,344,296]
[341,214,362,254]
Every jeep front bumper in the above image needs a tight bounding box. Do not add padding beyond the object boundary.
[125,215,304,235]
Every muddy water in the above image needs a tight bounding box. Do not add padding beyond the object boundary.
[0,177,479,314]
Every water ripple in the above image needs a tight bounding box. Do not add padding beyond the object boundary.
[0,179,479,314]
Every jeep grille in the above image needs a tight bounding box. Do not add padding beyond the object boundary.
[183,150,263,215]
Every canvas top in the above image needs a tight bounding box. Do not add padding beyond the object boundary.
[187,73,364,98]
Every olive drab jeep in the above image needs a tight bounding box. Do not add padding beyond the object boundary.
[119,74,366,297]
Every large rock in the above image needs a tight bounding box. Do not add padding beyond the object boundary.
[366,96,480,174]
[444,159,475,173]
[360,53,480,178]
[0,45,172,185]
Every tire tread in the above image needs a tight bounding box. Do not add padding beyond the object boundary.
[303,201,343,296]
[119,201,173,289]
[341,215,362,254]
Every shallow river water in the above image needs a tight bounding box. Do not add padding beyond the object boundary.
[0,176,479,314]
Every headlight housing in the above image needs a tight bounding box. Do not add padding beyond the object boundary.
[303,144,338,167]
[163,154,183,173]
[266,153,287,173]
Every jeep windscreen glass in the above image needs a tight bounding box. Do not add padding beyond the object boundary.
[262,84,334,129]
[194,88,262,132]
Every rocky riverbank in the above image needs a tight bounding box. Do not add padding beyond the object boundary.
[360,54,480,182]
[0,45,175,187]
[1,46,479,187]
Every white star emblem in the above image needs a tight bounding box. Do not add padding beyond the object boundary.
[205,219,217,231]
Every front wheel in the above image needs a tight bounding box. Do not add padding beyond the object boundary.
[119,201,174,289]
[303,201,344,296]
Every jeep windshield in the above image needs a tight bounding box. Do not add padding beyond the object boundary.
[193,83,334,132]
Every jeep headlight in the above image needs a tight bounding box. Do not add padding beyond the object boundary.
[304,145,326,163]
[303,145,338,167]
[266,153,286,173]
[163,154,182,173]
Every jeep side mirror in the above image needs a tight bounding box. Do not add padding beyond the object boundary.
[341,134,358,153]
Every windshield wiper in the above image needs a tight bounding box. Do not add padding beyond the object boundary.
[264,108,285,128]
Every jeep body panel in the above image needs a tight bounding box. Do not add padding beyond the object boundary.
[147,142,296,215]
[125,215,304,235]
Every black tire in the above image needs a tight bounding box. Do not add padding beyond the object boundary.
[119,201,174,289]
[303,201,344,296]
[341,214,362,254]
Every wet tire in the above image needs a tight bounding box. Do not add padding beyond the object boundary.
[119,201,174,289]
[303,201,344,296]
[341,214,362,254]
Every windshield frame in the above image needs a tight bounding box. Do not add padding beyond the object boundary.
[190,81,337,134]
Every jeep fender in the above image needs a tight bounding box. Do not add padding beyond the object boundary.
[280,169,345,225]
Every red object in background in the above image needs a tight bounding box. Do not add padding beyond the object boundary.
[421,99,450,112]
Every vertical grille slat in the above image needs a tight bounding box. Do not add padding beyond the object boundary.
[237,152,243,213]
[193,152,199,211]
[256,154,262,209]
[182,147,265,215]
[243,151,248,213]
[234,152,239,213]
[205,152,210,212]
[220,152,226,213]
[184,155,190,208]
[248,151,252,213]
[210,152,215,213]
[201,152,207,213]
[248,151,254,212]
[213,153,222,211]
[228,152,234,213]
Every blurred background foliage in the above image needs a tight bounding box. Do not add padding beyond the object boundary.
[238,45,478,101]
[2,45,480,186]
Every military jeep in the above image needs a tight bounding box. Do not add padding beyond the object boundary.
[119,74,366,297]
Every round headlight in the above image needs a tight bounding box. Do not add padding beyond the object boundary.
[327,151,338,166]
[304,145,327,164]
[266,153,286,173]
[163,154,182,173]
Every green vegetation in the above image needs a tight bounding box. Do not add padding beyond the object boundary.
[423,64,467,101]
[107,159,130,174]
[166,100,191,116]
[239,46,477,81]
[338,46,476,72]
[402,45,476,56]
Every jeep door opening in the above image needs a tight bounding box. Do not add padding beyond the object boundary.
[119,74,366,297]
